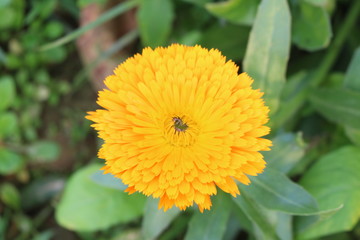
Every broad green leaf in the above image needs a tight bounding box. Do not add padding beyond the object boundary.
[137,0,174,48]
[206,0,260,26]
[271,212,292,240]
[309,87,360,129]
[297,146,360,239]
[0,76,15,111]
[243,0,291,115]
[142,198,180,240]
[265,132,306,174]
[295,204,343,235]
[240,168,319,215]
[292,1,332,51]
[233,193,280,240]
[198,23,250,61]
[91,169,128,190]
[0,112,17,139]
[0,148,24,175]
[27,141,60,162]
[185,191,231,240]
[344,48,360,145]
[56,164,146,231]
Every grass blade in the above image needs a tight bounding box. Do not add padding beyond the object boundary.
[39,0,138,51]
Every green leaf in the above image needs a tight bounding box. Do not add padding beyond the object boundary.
[56,164,146,231]
[91,169,128,190]
[32,230,54,240]
[243,0,291,115]
[142,198,180,240]
[0,7,16,29]
[292,1,332,51]
[0,183,21,210]
[297,146,360,239]
[265,132,306,174]
[343,48,360,145]
[240,168,319,215]
[0,76,16,111]
[137,0,174,48]
[27,141,60,162]
[344,126,360,147]
[206,0,260,26]
[344,48,360,91]
[198,23,250,61]
[44,21,65,39]
[271,212,293,240]
[185,191,232,240]
[182,0,212,6]
[0,0,11,7]
[233,193,280,240]
[22,176,65,210]
[0,148,24,175]
[270,71,312,129]
[303,0,331,7]
[40,0,138,51]
[309,87,360,129]
[295,205,343,235]
[0,112,17,139]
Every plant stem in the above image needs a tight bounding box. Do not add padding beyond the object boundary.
[39,0,138,51]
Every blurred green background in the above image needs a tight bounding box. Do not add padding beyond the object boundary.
[1,0,360,239]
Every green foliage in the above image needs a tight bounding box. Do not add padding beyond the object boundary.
[243,0,291,115]
[142,198,180,240]
[197,23,249,61]
[0,112,18,139]
[309,88,360,129]
[0,183,21,210]
[2,0,360,239]
[233,193,280,240]
[91,169,128,190]
[0,148,24,175]
[137,0,174,48]
[206,0,260,26]
[185,191,232,240]
[264,132,306,174]
[298,146,360,238]
[26,141,60,163]
[291,0,332,51]
[56,164,146,231]
[241,168,319,215]
[0,75,15,111]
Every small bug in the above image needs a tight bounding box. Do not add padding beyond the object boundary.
[172,117,188,132]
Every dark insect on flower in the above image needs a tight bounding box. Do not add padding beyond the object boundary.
[172,117,188,132]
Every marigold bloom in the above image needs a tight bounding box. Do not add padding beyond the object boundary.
[86,44,271,212]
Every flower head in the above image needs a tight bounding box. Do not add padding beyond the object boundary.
[86,44,271,212]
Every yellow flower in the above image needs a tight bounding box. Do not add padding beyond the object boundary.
[86,44,272,212]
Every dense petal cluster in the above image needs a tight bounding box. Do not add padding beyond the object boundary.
[86,44,271,212]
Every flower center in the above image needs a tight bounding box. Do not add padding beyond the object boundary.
[164,115,199,147]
